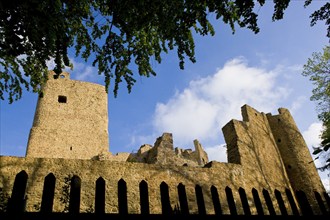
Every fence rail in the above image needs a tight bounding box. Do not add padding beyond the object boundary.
[1,212,330,220]
[1,170,329,219]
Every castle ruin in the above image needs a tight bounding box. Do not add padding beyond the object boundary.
[0,71,328,215]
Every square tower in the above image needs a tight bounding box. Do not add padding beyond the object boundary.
[26,71,109,159]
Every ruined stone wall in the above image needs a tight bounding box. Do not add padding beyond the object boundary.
[127,133,209,167]
[1,156,300,215]
[194,139,209,166]
[222,105,292,189]
[2,91,328,215]
[222,105,327,214]
[25,71,109,160]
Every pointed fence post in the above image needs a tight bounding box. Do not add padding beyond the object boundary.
[275,189,288,215]
[211,186,222,215]
[239,187,251,215]
[195,185,206,215]
[8,171,28,213]
[139,180,150,215]
[225,186,237,215]
[252,188,264,215]
[95,177,105,214]
[296,190,313,216]
[41,173,56,213]
[69,175,81,214]
[263,189,276,215]
[285,189,299,215]
[314,191,328,215]
[118,178,128,214]
[177,183,189,215]
[160,182,172,215]
[323,192,330,212]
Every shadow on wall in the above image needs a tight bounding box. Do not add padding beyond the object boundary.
[1,170,329,216]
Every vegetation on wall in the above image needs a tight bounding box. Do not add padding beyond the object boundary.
[0,188,9,212]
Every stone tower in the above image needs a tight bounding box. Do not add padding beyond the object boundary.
[266,108,325,212]
[26,71,109,159]
[222,105,326,213]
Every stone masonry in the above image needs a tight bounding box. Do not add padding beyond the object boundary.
[25,71,208,166]
[26,71,109,159]
[0,71,328,215]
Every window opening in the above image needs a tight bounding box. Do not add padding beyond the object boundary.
[58,96,67,103]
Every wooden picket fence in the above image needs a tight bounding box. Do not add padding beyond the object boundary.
[0,170,329,220]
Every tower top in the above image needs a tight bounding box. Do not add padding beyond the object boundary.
[50,71,70,80]
[26,71,109,159]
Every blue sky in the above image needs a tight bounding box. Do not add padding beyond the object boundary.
[1,1,329,190]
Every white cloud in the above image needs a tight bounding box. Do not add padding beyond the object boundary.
[154,90,219,145]
[69,59,101,82]
[302,122,323,151]
[302,122,330,190]
[205,144,227,162]
[287,64,303,73]
[46,57,101,82]
[46,57,56,70]
[301,121,330,194]
[73,65,95,81]
[126,133,157,150]
[152,57,290,150]
[321,176,330,193]
[289,96,307,115]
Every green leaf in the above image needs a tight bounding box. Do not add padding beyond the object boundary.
[313,148,323,155]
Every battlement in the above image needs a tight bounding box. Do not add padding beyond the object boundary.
[0,72,329,217]
[126,133,209,166]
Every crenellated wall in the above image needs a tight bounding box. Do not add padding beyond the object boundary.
[1,72,328,215]
[0,156,302,215]
[1,104,328,215]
